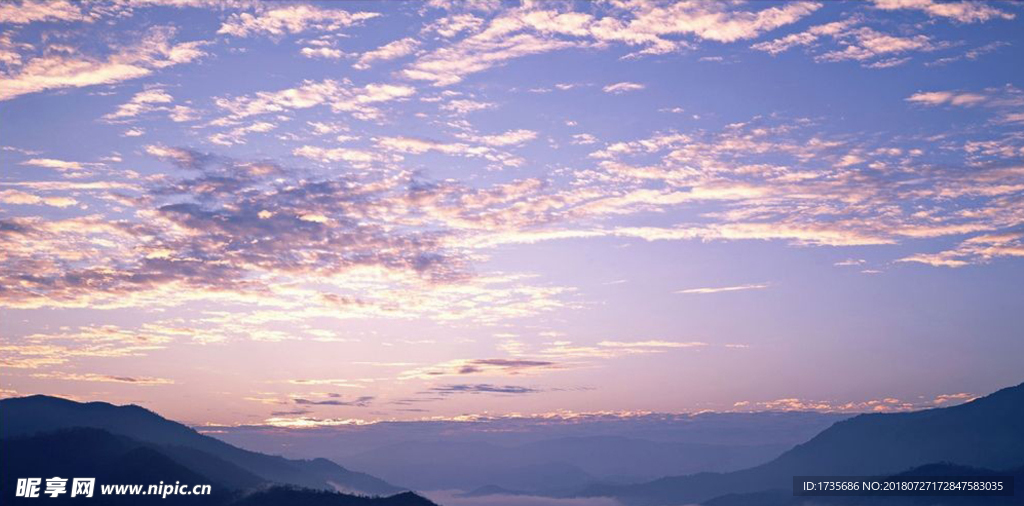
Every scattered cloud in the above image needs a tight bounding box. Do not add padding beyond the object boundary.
[299,46,344,59]
[0,189,78,208]
[0,26,206,101]
[209,121,277,146]
[752,17,952,68]
[906,90,988,107]
[19,158,84,171]
[213,79,415,122]
[898,231,1024,267]
[427,384,541,395]
[457,129,537,146]
[401,358,561,380]
[287,379,364,388]
[217,4,379,38]
[596,340,707,349]
[871,0,1014,23]
[571,133,598,145]
[294,396,374,407]
[270,409,312,416]
[104,88,173,121]
[29,372,174,385]
[0,0,92,25]
[603,82,645,94]
[375,135,526,167]
[816,27,939,65]
[676,283,769,295]
[734,390,978,413]
[403,2,819,85]
[292,145,391,166]
[752,18,858,55]
[934,392,976,404]
[927,41,1008,66]
[422,13,485,38]
[354,37,419,70]
[441,98,495,114]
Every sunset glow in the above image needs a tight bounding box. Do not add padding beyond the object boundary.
[2,0,1023,429]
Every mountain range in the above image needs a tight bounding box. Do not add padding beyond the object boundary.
[574,381,1024,505]
[0,395,434,506]
[3,381,1022,505]
[214,410,845,494]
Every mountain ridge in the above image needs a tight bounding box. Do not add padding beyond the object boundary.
[0,426,437,505]
[0,395,403,497]
[576,381,1024,505]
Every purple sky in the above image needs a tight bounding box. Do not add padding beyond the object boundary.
[1,0,1023,427]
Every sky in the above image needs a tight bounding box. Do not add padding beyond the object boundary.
[1,0,1023,428]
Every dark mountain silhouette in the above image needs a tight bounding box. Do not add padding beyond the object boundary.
[0,395,401,496]
[1,428,225,505]
[577,381,1024,505]
[0,428,438,506]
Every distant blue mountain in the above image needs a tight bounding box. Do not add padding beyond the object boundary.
[0,396,432,506]
[344,435,793,493]
[576,381,1024,505]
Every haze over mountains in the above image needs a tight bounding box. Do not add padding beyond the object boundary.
[575,381,1024,505]
[2,381,1022,506]
[0,396,433,506]
[212,411,846,494]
